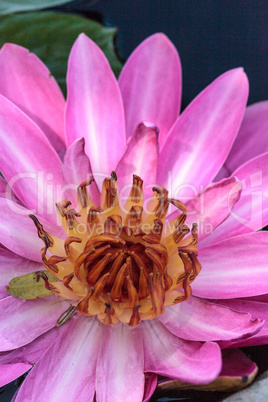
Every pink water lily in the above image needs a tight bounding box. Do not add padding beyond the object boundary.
[0,33,268,401]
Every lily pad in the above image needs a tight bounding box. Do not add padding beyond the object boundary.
[0,11,122,95]
[0,0,73,15]
[6,271,57,299]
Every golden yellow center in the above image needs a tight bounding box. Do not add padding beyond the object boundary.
[30,173,201,327]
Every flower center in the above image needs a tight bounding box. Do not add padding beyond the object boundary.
[30,173,201,327]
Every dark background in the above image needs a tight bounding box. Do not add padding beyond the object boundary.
[61,0,268,108]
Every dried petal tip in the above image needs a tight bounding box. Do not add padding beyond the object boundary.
[191,223,198,244]
[173,224,190,244]
[88,206,103,224]
[152,185,169,219]
[56,201,80,230]
[56,200,72,217]
[111,171,117,181]
[29,215,53,248]
[36,271,51,290]
[102,174,118,209]
[64,236,82,255]
[168,198,187,215]
[129,205,143,221]
[104,215,122,234]
[77,179,94,208]
[151,219,163,237]
[130,175,143,203]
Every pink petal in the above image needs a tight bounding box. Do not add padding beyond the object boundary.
[15,317,101,402]
[116,122,159,201]
[96,325,144,402]
[0,326,60,387]
[0,176,7,197]
[0,198,61,262]
[200,152,268,247]
[220,348,257,378]
[217,299,268,348]
[0,246,43,299]
[0,95,63,225]
[157,348,257,392]
[157,69,248,196]
[66,33,126,188]
[143,373,157,402]
[0,363,31,388]
[0,44,65,155]
[0,176,21,205]
[192,232,268,298]
[119,33,182,148]
[0,296,69,351]
[158,296,262,342]
[62,138,100,207]
[0,326,58,365]
[224,101,268,174]
[142,320,222,384]
[246,294,268,303]
[214,164,230,181]
[167,177,242,242]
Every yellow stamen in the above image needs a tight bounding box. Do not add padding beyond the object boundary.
[30,173,202,327]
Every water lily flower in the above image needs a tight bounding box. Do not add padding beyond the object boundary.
[0,33,268,401]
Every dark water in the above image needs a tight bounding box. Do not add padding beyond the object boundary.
[61,0,268,107]
[1,0,268,400]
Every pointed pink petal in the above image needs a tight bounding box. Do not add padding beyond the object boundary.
[0,198,62,262]
[62,138,100,206]
[192,232,268,298]
[230,151,268,232]
[66,33,126,187]
[200,152,268,247]
[142,320,222,384]
[220,348,257,378]
[159,296,262,342]
[143,373,157,402]
[119,33,182,147]
[0,44,65,154]
[0,363,32,388]
[0,326,60,387]
[0,176,7,197]
[0,246,43,299]
[0,95,63,225]
[15,317,101,402]
[157,348,257,393]
[0,198,44,261]
[0,326,59,366]
[167,177,242,242]
[158,69,248,195]
[96,325,144,402]
[0,296,70,351]
[116,122,159,201]
[224,101,268,174]
[217,299,268,348]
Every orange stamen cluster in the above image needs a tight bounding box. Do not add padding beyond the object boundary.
[30,173,201,327]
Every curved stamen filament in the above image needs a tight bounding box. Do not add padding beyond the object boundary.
[30,173,202,327]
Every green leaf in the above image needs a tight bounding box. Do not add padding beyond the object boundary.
[0,12,122,95]
[6,271,57,299]
[0,0,73,15]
